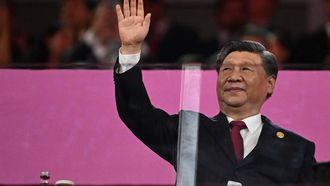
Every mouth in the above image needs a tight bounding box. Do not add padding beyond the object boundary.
[224,87,245,93]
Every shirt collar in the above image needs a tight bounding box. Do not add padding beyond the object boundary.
[227,113,262,133]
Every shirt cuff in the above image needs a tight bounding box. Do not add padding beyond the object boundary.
[117,48,141,73]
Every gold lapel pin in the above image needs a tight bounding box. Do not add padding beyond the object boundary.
[276,131,285,139]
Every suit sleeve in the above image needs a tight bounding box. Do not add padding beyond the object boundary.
[114,62,178,165]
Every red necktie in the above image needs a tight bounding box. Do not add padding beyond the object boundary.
[230,121,247,163]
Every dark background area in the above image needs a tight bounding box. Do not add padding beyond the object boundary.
[11,0,310,40]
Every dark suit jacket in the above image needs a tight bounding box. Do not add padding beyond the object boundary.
[114,64,316,185]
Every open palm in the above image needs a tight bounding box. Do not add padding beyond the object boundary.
[116,0,151,48]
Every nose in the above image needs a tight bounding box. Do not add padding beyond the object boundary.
[228,68,243,82]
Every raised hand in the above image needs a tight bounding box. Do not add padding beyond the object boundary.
[116,0,151,54]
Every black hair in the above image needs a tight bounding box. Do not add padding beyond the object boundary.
[216,40,278,79]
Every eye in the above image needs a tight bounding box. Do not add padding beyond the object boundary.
[220,66,232,72]
[242,66,253,71]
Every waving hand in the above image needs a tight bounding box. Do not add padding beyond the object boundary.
[116,0,151,54]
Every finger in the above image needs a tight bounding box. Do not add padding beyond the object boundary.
[123,0,130,17]
[130,0,137,16]
[116,4,124,22]
[137,0,144,17]
[143,13,151,30]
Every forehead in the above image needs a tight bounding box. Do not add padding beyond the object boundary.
[222,51,262,65]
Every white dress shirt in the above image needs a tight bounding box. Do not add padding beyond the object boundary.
[117,49,140,73]
[226,114,263,186]
[227,114,263,158]
[117,50,264,186]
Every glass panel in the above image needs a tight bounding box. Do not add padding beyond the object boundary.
[176,64,201,186]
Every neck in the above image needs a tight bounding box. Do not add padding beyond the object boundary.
[220,105,260,120]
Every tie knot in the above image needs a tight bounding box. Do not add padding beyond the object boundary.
[230,121,247,130]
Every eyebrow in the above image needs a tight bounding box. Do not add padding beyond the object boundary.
[221,61,261,67]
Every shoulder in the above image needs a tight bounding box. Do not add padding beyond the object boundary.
[262,115,314,145]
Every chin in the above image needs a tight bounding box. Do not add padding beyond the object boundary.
[222,98,246,108]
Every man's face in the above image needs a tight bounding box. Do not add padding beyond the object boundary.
[217,51,275,115]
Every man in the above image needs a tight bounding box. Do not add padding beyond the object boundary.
[114,0,316,185]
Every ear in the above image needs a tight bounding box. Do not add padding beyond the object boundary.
[266,75,276,96]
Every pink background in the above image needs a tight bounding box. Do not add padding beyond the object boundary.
[0,69,329,185]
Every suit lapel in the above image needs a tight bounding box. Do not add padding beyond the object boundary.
[207,113,282,167]
[238,115,277,167]
[208,112,237,164]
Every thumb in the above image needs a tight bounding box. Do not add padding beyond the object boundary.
[143,13,151,31]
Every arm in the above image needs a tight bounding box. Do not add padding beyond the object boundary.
[114,0,178,164]
[115,0,150,72]
[114,63,178,164]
